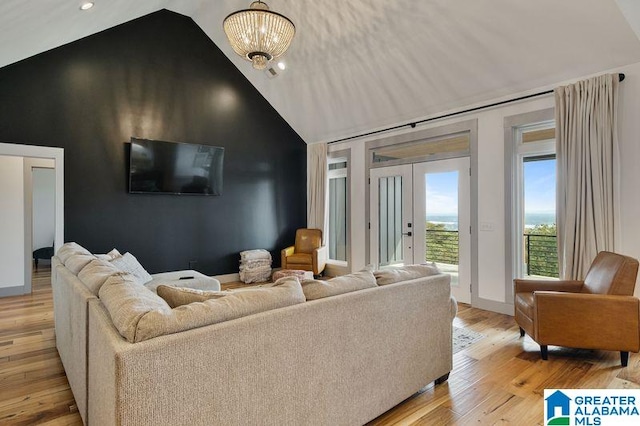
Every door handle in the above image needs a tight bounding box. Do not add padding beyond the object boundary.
[402,232,412,237]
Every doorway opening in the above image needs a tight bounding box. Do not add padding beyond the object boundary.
[370,157,471,303]
[0,143,63,297]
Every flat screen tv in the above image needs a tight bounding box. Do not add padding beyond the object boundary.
[129,138,224,195]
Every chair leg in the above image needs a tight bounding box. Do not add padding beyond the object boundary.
[519,327,525,337]
[540,345,548,360]
[621,351,629,367]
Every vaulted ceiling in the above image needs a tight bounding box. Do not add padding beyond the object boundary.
[2,0,640,143]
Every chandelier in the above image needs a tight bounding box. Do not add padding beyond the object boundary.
[223,1,296,70]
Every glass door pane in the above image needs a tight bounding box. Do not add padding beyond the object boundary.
[378,175,403,266]
[413,158,470,303]
[425,171,460,284]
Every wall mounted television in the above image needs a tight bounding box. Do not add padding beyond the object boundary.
[129,138,224,195]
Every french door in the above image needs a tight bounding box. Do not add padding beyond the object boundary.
[370,157,471,303]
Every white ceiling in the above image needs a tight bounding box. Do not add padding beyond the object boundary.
[1,0,640,143]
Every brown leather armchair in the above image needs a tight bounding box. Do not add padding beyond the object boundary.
[514,251,640,366]
[281,228,328,276]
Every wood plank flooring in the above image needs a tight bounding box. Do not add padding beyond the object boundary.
[0,266,81,426]
[1,270,639,425]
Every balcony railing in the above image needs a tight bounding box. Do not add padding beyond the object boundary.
[425,229,558,278]
[524,233,558,278]
[425,229,459,265]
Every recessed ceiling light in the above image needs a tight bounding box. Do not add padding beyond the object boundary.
[277,62,286,71]
[80,2,94,11]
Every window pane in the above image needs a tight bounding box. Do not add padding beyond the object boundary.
[522,128,555,143]
[372,133,470,164]
[329,161,347,170]
[329,176,347,261]
[523,157,558,277]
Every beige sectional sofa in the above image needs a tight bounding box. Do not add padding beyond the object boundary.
[52,243,220,424]
[52,242,455,426]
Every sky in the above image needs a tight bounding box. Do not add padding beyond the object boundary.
[425,171,458,216]
[524,158,556,213]
[424,158,556,216]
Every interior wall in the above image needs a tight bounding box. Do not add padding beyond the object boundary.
[32,167,55,251]
[0,10,306,275]
[0,156,25,289]
[616,61,640,289]
[329,61,640,312]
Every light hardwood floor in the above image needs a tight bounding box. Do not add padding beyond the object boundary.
[1,269,639,425]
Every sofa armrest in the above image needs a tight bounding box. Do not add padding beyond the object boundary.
[514,279,584,294]
[281,246,295,268]
[533,291,640,351]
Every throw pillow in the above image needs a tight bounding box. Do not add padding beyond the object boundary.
[78,258,123,295]
[157,285,226,308]
[96,248,122,261]
[301,270,377,301]
[136,276,305,342]
[156,276,302,308]
[110,252,153,285]
[374,263,441,286]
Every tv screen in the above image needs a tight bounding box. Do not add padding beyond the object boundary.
[129,138,224,195]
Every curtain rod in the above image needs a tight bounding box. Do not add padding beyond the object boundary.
[327,73,626,145]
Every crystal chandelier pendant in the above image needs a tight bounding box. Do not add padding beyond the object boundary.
[223,1,295,70]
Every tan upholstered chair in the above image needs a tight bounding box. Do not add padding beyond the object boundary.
[281,228,327,276]
[514,251,640,366]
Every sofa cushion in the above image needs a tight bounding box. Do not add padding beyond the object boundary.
[301,270,377,301]
[110,252,153,285]
[285,253,312,265]
[157,276,304,308]
[78,258,123,295]
[65,253,97,275]
[99,274,172,343]
[101,276,306,343]
[374,263,441,286]
[56,242,91,263]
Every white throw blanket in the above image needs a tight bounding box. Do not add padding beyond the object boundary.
[239,250,272,283]
[240,249,272,261]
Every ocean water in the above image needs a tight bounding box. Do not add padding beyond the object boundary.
[426,212,555,230]
[524,212,556,228]
[426,215,458,230]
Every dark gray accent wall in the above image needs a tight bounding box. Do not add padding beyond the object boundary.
[0,10,307,275]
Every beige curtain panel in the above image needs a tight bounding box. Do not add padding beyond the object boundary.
[555,74,619,280]
[307,142,328,238]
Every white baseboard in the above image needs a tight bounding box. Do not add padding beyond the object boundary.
[0,285,27,297]
[473,297,514,316]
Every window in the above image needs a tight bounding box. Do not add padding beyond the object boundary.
[371,132,470,165]
[513,123,557,278]
[328,159,348,263]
